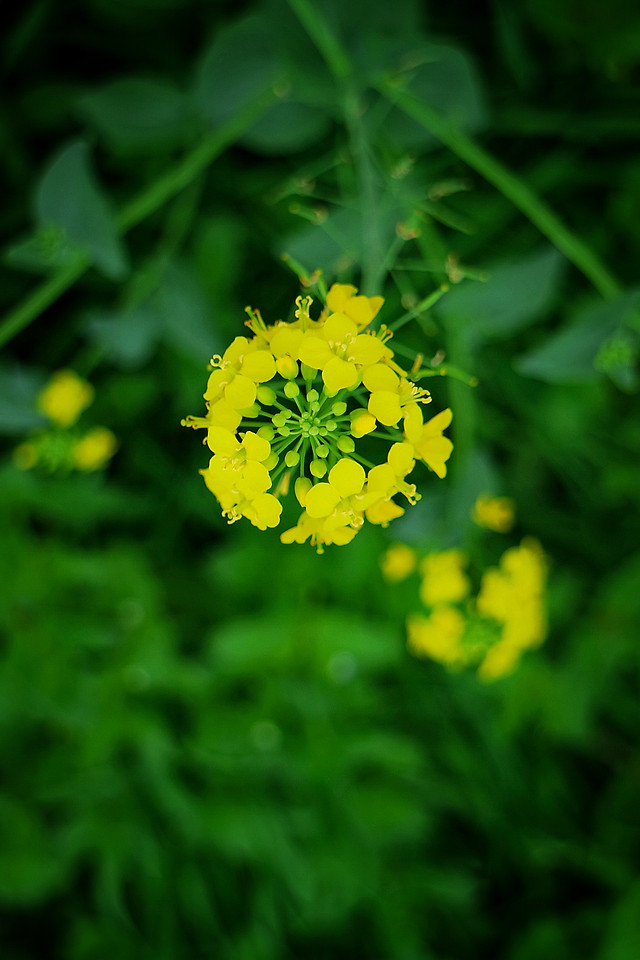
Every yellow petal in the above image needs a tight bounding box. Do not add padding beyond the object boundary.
[224,375,257,410]
[348,334,385,366]
[207,427,240,456]
[328,458,365,498]
[344,294,384,327]
[350,409,376,438]
[403,402,423,443]
[241,430,271,462]
[366,499,405,526]
[243,493,282,530]
[367,463,396,493]
[223,336,250,366]
[240,350,277,383]
[322,312,358,344]
[305,483,341,518]
[388,441,415,478]
[237,461,271,498]
[297,335,334,369]
[326,283,358,314]
[203,368,227,402]
[368,390,402,426]
[270,327,303,358]
[295,477,312,506]
[423,408,453,436]
[362,364,400,392]
[418,436,454,478]
[207,399,242,433]
[323,356,358,393]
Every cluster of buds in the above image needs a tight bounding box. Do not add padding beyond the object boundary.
[182,284,453,551]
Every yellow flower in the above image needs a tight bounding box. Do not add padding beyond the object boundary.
[37,370,94,427]
[183,283,454,549]
[407,606,467,667]
[419,549,470,607]
[297,312,387,392]
[477,640,521,682]
[380,543,417,582]
[471,494,515,533]
[72,427,118,471]
[408,408,454,478]
[476,538,547,677]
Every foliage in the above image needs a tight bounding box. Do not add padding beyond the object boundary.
[1,0,639,957]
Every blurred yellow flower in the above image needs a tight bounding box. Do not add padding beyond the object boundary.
[402,538,548,682]
[37,369,94,427]
[380,543,417,582]
[477,538,546,653]
[419,549,470,606]
[72,427,118,471]
[407,605,467,667]
[471,494,515,533]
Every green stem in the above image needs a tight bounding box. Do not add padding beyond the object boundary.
[0,87,277,350]
[0,254,91,349]
[377,80,621,301]
[286,0,383,294]
[389,286,450,333]
[285,0,352,80]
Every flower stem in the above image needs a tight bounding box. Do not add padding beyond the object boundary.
[376,80,621,301]
[0,87,278,350]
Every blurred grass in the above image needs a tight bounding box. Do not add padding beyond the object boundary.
[1,0,640,957]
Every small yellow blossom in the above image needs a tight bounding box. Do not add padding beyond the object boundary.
[380,543,417,582]
[419,549,470,607]
[476,538,546,651]
[183,284,454,549]
[72,427,118,471]
[406,408,454,478]
[37,370,94,427]
[407,606,467,667]
[471,494,515,533]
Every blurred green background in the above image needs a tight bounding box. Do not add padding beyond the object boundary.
[1,0,640,957]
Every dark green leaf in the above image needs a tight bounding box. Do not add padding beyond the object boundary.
[35,141,128,281]
[438,247,565,344]
[78,78,196,154]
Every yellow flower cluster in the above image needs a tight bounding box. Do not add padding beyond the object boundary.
[471,494,515,533]
[183,284,454,551]
[381,538,547,681]
[14,371,117,474]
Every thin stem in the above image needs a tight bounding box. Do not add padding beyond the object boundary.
[389,286,450,333]
[0,87,277,350]
[377,80,621,300]
[286,0,384,294]
[285,0,352,80]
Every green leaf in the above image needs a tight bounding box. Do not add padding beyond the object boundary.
[0,364,47,434]
[438,247,565,345]
[84,304,161,369]
[599,881,640,960]
[35,141,128,281]
[4,224,86,275]
[194,13,280,127]
[241,99,332,155]
[0,797,67,904]
[375,41,487,150]
[154,260,221,360]
[78,77,195,155]
[515,292,638,384]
